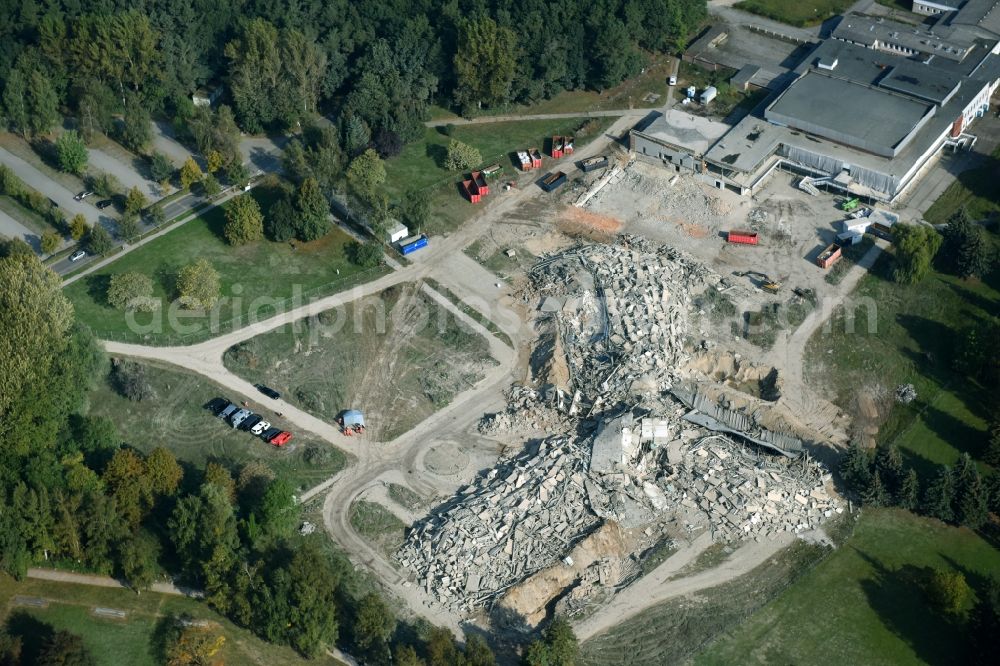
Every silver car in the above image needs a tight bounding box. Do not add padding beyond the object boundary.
[230,409,252,429]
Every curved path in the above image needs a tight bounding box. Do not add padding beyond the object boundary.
[100,115,638,631]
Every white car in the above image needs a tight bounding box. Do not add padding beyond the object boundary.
[69,250,86,262]
[251,420,270,436]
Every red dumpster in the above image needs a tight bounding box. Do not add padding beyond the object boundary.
[471,171,490,196]
[551,135,564,159]
[529,148,543,169]
[462,180,481,203]
[816,243,842,269]
[726,230,759,245]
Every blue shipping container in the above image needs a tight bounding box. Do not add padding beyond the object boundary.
[400,236,428,255]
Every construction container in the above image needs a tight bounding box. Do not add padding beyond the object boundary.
[726,230,759,245]
[564,136,574,155]
[462,180,481,203]
[399,235,428,255]
[700,86,717,104]
[816,243,842,269]
[551,136,564,159]
[471,171,490,196]
[482,163,503,179]
[529,148,543,169]
[837,230,864,246]
[516,150,532,171]
[541,171,567,192]
[581,156,609,172]
[867,222,894,242]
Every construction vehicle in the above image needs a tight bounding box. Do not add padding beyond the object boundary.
[841,197,860,212]
[337,409,366,436]
[734,270,782,293]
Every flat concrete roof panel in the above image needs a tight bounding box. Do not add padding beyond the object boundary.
[634,109,731,155]
[766,71,933,153]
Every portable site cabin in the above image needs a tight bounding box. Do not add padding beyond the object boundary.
[700,86,718,104]
[386,221,410,244]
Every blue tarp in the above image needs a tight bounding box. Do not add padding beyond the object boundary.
[342,410,365,427]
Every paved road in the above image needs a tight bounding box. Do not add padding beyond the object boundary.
[0,207,40,250]
[88,146,160,199]
[424,108,647,127]
[152,121,197,166]
[0,146,105,226]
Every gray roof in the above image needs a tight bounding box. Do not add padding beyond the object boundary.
[766,71,934,156]
[949,0,1000,37]
[878,61,961,104]
[832,15,974,60]
[731,64,761,86]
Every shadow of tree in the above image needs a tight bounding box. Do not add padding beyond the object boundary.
[5,611,55,665]
[855,549,970,665]
[426,143,448,169]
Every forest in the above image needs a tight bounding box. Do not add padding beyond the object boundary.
[1,0,707,143]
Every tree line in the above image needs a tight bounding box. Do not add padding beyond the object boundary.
[1,0,706,142]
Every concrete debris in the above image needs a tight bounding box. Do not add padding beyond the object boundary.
[895,383,917,404]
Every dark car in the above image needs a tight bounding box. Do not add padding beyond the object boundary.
[256,384,280,399]
[206,397,230,415]
[96,199,113,209]
[241,414,263,431]
[260,427,282,442]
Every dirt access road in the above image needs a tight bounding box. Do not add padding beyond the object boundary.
[100,115,637,631]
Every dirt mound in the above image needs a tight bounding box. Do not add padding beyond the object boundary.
[557,207,624,243]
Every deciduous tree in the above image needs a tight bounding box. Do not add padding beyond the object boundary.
[56,130,89,174]
[176,258,220,309]
[224,194,264,245]
[107,272,155,311]
[150,152,175,184]
[125,187,148,215]
[294,177,329,241]
[453,18,517,111]
[180,157,203,191]
[892,224,942,284]
[40,231,61,254]
[117,212,140,243]
[70,214,88,240]
[444,139,481,171]
[85,224,114,255]
[347,149,385,204]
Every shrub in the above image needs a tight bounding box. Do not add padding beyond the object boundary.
[40,231,61,254]
[107,272,156,312]
[444,139,482,171]
[149,152,174,183]
[176,258,220,309]
[55,130,88,174]
[346,240,383,268]
[69,214,88,240]
[110,359,156,401]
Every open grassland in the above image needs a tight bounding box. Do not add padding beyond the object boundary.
[580,537,833,665]
[804,244,999,478]
[64,181,387,345]
[734,0,856,26]
[696,509,1000,665]
[924,146,1000,225]
[0,576,341,666]
[224,282,495,441]
[88,361,348,492]
[384,117,615,235]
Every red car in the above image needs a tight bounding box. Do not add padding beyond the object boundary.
[269,431,293,447]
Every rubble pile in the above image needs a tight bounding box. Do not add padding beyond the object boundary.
[528,235,714,406]
[397,438,600,611]
[478,386,570,436]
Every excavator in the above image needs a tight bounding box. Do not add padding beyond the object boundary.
[734,270,782,293]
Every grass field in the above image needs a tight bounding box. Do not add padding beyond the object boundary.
[734,0,856,26]
[349,500,408,559]
[804,243,999,478]
[0,576,341,666]
[923,146,1000,225]
[88,361,348,492]
[64,182,388,345]
[696,510,1000,665]
[224,282,495,441]
[384,117,614,235]
[580,537,832,665]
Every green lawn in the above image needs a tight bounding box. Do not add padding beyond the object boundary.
[88,361,348,492]
[223,282,495,441]
[64,182,388,345]
[734,0,856,26]
[696,510,1000,665]
[0,576,341,666]
[804,243,999,478]
[924,146,1000,225]
[384,117,614,235]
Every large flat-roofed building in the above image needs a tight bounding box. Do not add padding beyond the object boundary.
[633,9,1000,202]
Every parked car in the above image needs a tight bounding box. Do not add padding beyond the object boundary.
[260,426,282,442]
[218,403,238,420]
[230,408,252,429]
[269,431,293,447]
[256,384,280,399]
[241,414,263,431]
[74,191,94,201]
[251,420,270,436]
[669,75,678,86]
[69,250,86,262]
[96,199,113,209]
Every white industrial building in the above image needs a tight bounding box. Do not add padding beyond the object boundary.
[631,2,1000,202]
